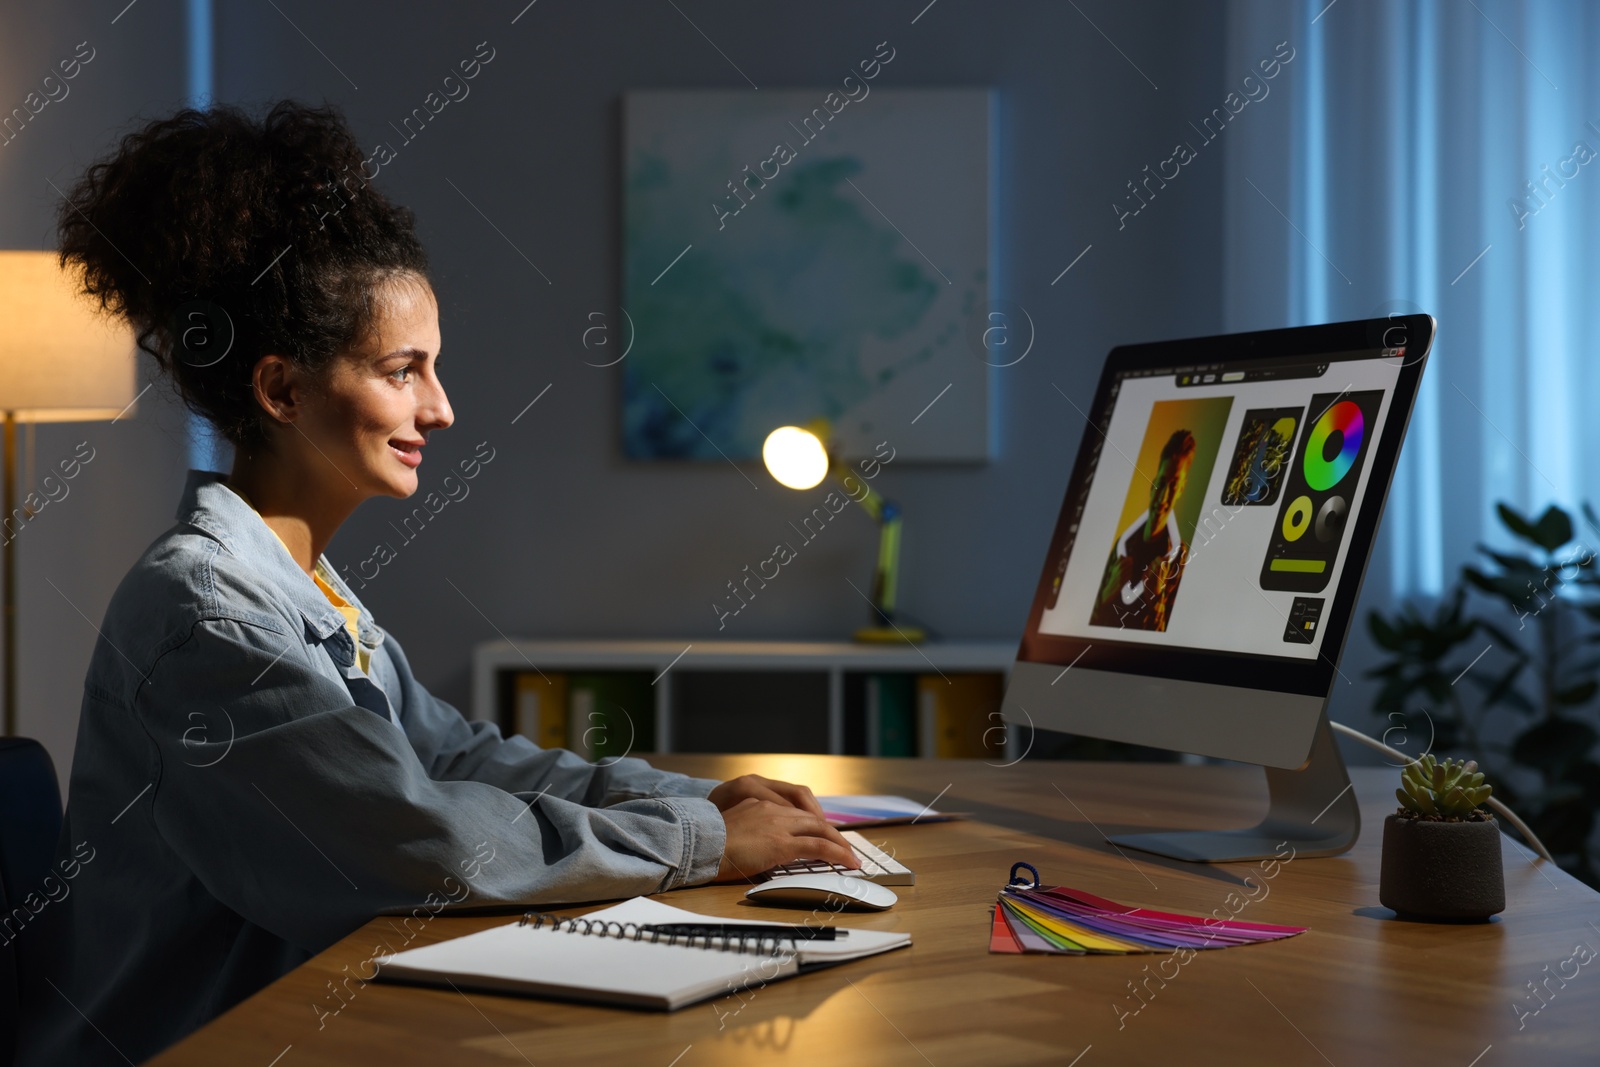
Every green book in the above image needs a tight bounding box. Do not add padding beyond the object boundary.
[867,674,917,758]
[566,672,656,760]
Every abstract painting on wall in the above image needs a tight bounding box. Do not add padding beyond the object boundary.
[622,87,993,462]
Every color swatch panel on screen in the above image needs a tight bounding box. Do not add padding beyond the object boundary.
[1258,390,1384,593]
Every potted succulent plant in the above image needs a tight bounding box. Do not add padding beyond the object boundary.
[1379,754,1506,921]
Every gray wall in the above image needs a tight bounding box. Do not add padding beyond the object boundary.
[0,1,196,786]
[9,0,1238,784]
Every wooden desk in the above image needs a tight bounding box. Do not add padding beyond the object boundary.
[151,756,1600,1066]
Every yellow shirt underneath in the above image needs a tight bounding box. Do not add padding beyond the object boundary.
[228,486,370,675]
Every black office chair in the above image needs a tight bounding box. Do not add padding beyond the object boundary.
[0,738,63,1067]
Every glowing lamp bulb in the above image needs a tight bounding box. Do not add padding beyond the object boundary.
[763,426,829,490]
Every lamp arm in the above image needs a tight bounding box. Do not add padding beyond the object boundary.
[828,467,900,621]
[832,467,886,520]
[873,508,902,620]
[2,412,14,737]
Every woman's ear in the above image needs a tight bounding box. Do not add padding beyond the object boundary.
[251,354,301,425]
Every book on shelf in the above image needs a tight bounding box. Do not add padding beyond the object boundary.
[864,673,917,757]
[512,671,568,750]
[917,672,1004,758]
[567,672,657,759]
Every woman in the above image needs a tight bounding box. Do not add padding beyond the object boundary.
[19,101,856,1066]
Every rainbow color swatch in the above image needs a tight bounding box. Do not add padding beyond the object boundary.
[989,883,1306,955]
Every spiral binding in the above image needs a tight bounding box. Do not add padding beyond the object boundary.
[517,912,799,959]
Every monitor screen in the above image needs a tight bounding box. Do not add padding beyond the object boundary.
[1017,317,1431,701]
[1041,352,1398,659]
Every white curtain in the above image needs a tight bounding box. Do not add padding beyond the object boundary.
[1224,0,1600,599]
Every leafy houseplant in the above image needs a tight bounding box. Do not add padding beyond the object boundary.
[1379,755,1505,920]
[1368,503,1600,889]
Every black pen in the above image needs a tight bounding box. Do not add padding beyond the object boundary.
[641,923,844,941]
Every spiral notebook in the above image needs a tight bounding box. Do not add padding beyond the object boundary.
[370,896,911,1010]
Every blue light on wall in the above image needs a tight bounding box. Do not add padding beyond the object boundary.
[1285,0,1447,596]
[185,0,224,472]
[1287,6,1328,329]
[187,0,212,109]
[1388,3,1444,597]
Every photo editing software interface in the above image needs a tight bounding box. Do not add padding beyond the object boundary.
[1038,348,1405,662]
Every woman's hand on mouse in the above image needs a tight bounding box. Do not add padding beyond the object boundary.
[707,773,826,818]
[711,798,860,883]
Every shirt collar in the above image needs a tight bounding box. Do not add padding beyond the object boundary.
[176,469,382,649]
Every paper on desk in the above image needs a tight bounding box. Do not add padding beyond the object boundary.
[819,795,967,827]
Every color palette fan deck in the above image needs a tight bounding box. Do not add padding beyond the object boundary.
[989,876,1306,955]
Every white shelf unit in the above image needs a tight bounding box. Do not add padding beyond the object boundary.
[471,639,1020,757]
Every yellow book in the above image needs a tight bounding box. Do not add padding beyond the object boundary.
[514,672,568,750]
[916,673,1004,758]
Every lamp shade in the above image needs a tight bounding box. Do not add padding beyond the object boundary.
[763,425,829,490]
[0,250,137,422]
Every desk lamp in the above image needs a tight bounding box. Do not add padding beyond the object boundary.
[761,422,924,644]
[0,251,137,736]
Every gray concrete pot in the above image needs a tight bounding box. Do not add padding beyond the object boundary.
[1379,813,1505,921]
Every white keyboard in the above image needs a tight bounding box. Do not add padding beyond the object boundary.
[764,830,916,885]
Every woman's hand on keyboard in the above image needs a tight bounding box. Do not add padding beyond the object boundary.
[711,798,860,883]
[707,774,826,818]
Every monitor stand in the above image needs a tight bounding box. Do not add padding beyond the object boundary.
[1107,715,1360,863]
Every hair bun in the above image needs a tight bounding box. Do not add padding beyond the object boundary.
[58,99,428,450]
[265,105,369,232]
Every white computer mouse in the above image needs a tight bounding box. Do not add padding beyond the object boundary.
[745,872,899,911]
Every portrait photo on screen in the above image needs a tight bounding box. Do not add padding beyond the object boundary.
[1088,396,1233,632]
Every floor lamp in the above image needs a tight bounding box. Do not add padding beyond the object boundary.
[0,251,137,737]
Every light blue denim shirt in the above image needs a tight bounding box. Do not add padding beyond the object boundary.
[18,470,726,1066]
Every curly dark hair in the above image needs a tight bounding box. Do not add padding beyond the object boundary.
[57,99,429,451]
[1159,429,1197,467]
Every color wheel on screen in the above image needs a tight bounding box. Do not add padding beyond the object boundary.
[1259,390,1385,595]
[1303,400,1364,491]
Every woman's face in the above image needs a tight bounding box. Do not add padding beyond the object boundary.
[299,275,451,500]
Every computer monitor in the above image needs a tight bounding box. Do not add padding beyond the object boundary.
[1001,315,1434,862]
